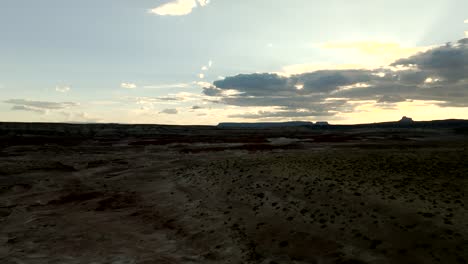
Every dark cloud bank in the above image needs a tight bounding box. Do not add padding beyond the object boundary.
[204,38,468,119]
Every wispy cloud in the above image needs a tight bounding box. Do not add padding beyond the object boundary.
[143,83,190,89]
[11,105,46,114]
[59,111,102,123]
[197,0,210,7]
[193,81,211,87]
[121,82,137,89]
[198,59,213,79]
[160,108,178,114]
[464,19,468,23]
[55,85,71,93]
[5,99,78,109]
[149,0,210,16]
[156,92,207,102]
[142,81,210,89]
[5,99,78,114]
[278,63,367,76]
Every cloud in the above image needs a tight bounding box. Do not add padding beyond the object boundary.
[149,0,210,16]
[319,40,432,69]
[191,105,203,109]
[143,83,190,89]
[135,92,206,107]
[6,99,78,115]
[213,73,289,96]
[377,95,407,103]
[202,38,468,119]
[322,41,427,57]
[197,0,210,7]
[160,108,178,114]
[228,110,335,119]
[278,63,370,76]
[59,111,102,123]
[198,60,214,78]
[465,19,468,23]
[121,82,137,89]
[5,99,78,110]
[142,81,211,90]
[194,81,212,87]
[391,39,468,82]
[55,85,71,93]
[11,105,46,114]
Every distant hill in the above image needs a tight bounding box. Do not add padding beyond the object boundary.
[344,119,468,129]
[217,117,468,129]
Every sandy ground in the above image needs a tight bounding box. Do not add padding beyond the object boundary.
[0,127,467,264]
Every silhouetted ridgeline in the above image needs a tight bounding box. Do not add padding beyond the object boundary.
[0,122,215,137]
[338,119,468,129]
[218,119,468,129]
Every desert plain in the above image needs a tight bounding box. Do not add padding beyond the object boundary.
[0,122,467,264]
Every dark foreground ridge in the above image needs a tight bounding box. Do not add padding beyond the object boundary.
[0,119,467,263]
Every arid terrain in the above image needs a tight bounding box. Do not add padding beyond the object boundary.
[0,122,467,264]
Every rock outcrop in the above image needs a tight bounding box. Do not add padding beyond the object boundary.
[398,116,414,123]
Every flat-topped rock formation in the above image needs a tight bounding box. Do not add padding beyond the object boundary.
[217,121,314,128]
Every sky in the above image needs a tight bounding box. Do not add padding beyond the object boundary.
[1,0,468,124]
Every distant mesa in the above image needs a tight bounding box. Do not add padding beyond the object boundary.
[398,116,414,123]
[316,121,329,126]
[217,121,314,128]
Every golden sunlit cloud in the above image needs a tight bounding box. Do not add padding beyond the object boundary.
[277,63,368,76]
[277,41,432,76]
[321,41,431,67]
